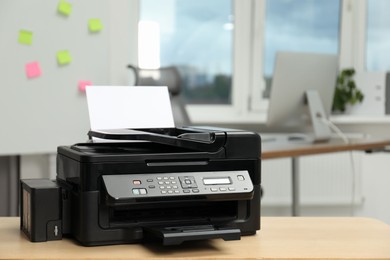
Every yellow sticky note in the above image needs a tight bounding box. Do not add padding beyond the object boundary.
[88,18,103,32]
[58,0,72,16]
[57,50,72,65]
[18,30,33,45]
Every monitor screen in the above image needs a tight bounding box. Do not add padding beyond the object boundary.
[266,52,338,139]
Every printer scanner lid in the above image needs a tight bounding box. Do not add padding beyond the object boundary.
[58,127,260,162]
[88,126,260,157]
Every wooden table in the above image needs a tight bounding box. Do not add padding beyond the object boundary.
[262,135,390,216]
[1,217,390,259]
[262,135,390,159]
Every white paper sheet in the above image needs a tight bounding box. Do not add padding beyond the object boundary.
[86,86,175,130]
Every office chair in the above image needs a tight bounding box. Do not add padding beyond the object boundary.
[127,65,191,127]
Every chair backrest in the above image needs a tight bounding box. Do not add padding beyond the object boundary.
[128,65,181,96]
[127,65,191,126]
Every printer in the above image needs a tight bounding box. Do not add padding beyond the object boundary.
[20,126,261,246]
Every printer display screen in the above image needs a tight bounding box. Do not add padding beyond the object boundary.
[203,177,232,185]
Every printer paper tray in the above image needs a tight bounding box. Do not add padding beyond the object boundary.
[144,224,241,245]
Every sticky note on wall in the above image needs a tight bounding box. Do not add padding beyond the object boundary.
[57,50,72,65]
[18,30,33,45]
[78,80,92,92]
[25,62,42,79]
[57,0,72,16]
[88,19,103,32]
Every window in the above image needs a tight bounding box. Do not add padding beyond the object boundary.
[137,0,343,123]
[262,0,340,97]
[139,0,234,104]
[366,0,390,71]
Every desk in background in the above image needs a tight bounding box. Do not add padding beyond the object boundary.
[1,217,390,259]
[261,135,390,216]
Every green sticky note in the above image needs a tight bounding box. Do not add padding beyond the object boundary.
[88,18,103,32]
[58,0,72,16]
[57,50,72,65]
[18,30,33,45]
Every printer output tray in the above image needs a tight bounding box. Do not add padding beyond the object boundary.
[144,224,241,245]
[88,127,226,152]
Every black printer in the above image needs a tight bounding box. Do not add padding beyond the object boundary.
[20,126,261,246]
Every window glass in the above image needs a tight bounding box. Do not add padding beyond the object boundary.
[366,0,390,71]
[139,0,233,104]
[263,0,340,97]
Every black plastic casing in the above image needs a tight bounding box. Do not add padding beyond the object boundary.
[20,179,63,242]
[56,127,261,246]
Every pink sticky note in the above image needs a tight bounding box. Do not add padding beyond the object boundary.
[25,62,42,78]
[78,80,92,92]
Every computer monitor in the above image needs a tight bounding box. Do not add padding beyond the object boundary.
[266,52,339,142]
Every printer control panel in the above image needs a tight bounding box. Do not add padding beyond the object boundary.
[103,170,253,201]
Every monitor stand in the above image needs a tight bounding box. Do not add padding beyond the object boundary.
[262,90,332,144]
[305,89,332,142]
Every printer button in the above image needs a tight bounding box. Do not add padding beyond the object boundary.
[133,180,141,185]
[169,177,175,180]
[183,189,190,193]
[192,189,199,193]
[228,187,236,191]
[148,185,155,189]
[139,188,147,195]
[174,190,180,194]
[168,190,174,194]
[132,188,140,195]
[211,188,218,192]
[158,181,164,185]
[219,187,227,191]
[161,190,167,194]
[157,177,162,180]
[179,176,197,189]
[237,175,245,181]
[163,177,169,180]
[147,179,153,182]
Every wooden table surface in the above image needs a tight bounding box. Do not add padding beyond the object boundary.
[261,135,390,159]
[1,217,390,259]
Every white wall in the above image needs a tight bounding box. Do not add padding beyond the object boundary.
[17,0,139,179]
[0,0,138,155]
[0,0,139,215]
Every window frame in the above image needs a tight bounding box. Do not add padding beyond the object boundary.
[185,0,260,124]
[338,0,366,71]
